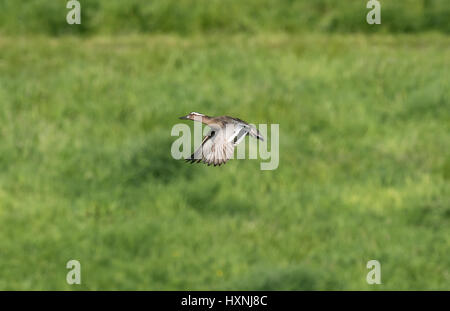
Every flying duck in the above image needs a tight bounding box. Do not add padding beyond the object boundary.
[179,112,264,166]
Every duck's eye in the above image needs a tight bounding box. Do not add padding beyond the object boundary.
[233,136,237,143]
[210,131,215,137]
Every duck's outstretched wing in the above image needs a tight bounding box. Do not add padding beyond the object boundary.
[185,128,235,166]
[185,133,211,164]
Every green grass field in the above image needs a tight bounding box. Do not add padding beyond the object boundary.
[0,32,448,290]
[1,0,449,35]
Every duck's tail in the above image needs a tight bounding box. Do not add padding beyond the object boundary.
[249,126,264,141]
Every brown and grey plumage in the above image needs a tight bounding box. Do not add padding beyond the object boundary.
[179,112,264,166]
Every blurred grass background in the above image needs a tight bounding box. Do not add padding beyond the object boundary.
[0,0,449,290]
[0,0,449,35]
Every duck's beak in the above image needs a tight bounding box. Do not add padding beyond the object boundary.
[179,115,189,120]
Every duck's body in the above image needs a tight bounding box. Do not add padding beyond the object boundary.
[179,112,264,166]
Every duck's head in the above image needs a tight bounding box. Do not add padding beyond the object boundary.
[179,112,205,121]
